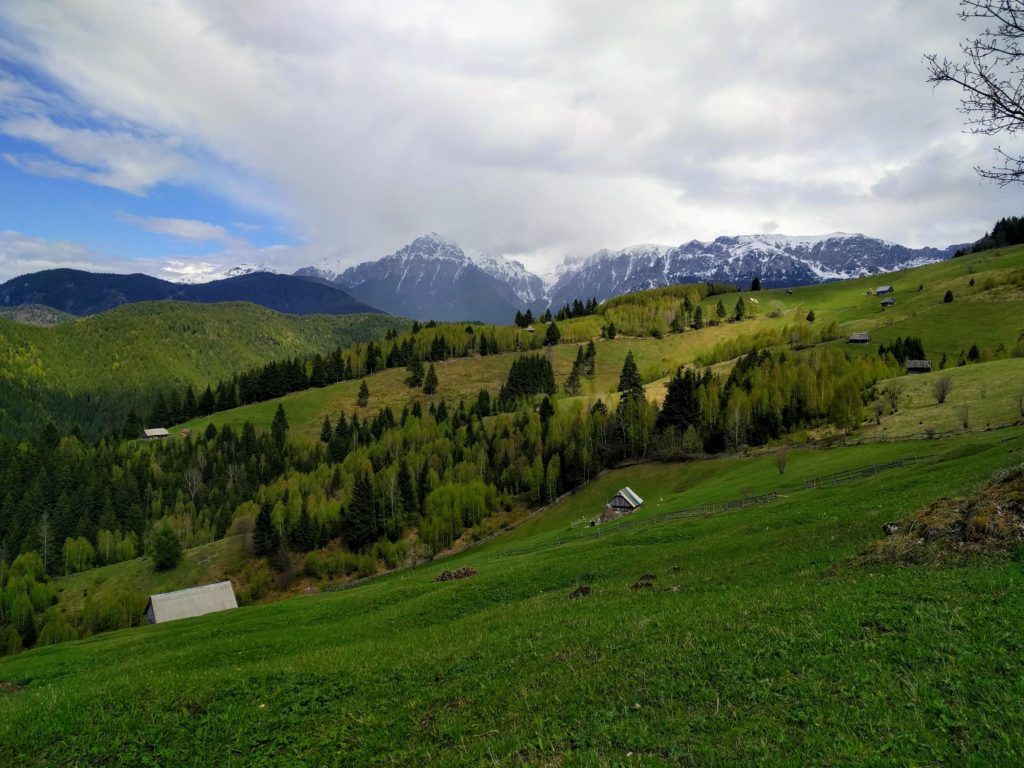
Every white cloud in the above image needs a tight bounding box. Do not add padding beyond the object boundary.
[0,0,1020,272]
[0,230,159,281]
[118,214,246,248]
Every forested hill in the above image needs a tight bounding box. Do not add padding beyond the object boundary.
[0,268,380,317]
[0,302,407,437]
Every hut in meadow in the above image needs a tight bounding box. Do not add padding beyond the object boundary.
[881,297,896,308]
[598,487,644,523]
[876,285,894,295]
[143,427,170,440]
[906,360,932,375]
[144,581,238,625]
[847,332,871,344]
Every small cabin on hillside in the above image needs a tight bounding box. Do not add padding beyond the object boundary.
[880,297,896,308]
[597,487,644,524]
[847,332,871,344]
[143,428,170,440]
[876,285,894,295]
[145,581,238,625]
[906,360,932,374]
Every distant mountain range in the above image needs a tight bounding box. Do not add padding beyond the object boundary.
[0,269,378,317]
[0,231,963,323]
[295,233,546,324]
[295,231,962,323]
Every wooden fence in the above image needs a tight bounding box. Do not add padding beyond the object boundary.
[801,454,933,489]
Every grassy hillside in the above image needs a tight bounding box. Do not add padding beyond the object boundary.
[177,245,1024,441]
[2,427,1022,765]
[0,302,407,436]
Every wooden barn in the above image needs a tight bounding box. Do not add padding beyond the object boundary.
[881,297,896,308]
[144,581,238,624]
[143,427,170,440]
[597,487,644,523]
[847,332,871,344]
[876,285,894,295]
[906,360,932,374]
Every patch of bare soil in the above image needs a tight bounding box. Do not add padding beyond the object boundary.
[857,464,1024,565]
[569,585,592,599]
[0,681,25,695]
[433,567,478,582]
[631,574,657,590]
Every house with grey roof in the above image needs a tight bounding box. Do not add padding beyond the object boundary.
[144,581,238,624]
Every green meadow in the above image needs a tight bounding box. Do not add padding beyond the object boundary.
[2,427,1022,765]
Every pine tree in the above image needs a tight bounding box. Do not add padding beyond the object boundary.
[806,309,816,323]
[693,306,704,329]
[751,277,762,291]
[544,321,561,346]
[734,296,746,321]
[320,415,333,444]
[657,367,701,432]
[342,474,379,551]
[357,380,370,407]
[617,351,645,403]
[271,404,289,446]
[944,289,954,303]
[151,523,182,572]
[716,300,727,321]
[406,357,425,387]
[423,364,439,395]
[253,503,280,559]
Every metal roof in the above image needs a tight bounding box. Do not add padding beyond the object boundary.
[906,359,932,369]
[876,285,893,292]
[618,487,643,507]
[847,332,871,342]
[145,581,237,624]
[143,428,170,438]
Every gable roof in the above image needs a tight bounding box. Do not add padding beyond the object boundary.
[143,427,170,438]
[876,285,893,293]
[906,359,932,370]
[145,581,237,624]
[617,487,643,507]
[847,332,871,342]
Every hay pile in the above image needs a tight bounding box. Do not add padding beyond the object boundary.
[858,464,1024,565]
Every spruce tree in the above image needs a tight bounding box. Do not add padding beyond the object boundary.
[693,306,704,329]
[253,502,280,559]
[751,277,762,291]
[357,380,370,407]
[151,523,182,572]
[406,357,425,387]
[617,351,645,403]
[320,415,333,443]
[734,296,746,321]
[544,321,561,346]
[342,474,379,551]
[423,364,439,394]
[716,300,727,321]
[271,404,289,446]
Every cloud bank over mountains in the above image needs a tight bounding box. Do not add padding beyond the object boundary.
[0,1,1019,280]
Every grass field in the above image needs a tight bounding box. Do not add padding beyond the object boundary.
[2,427,1023,765]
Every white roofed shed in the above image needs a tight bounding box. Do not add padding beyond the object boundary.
[145,581,238,624]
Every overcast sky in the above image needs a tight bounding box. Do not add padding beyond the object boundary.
[0,0,1022,281]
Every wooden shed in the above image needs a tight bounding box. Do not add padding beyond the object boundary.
[880,297,896,308]
[145,581,238,624]
[876,285,894,295]
[143,427,170,440]
[847,332,871,344]
[906,360,932,374]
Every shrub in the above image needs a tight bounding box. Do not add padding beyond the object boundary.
[151,523,182,571]
[932,376,953,404]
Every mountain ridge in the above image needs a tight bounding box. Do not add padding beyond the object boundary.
[0,268,380,317]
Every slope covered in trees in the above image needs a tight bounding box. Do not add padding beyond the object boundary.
[0,302,405,438]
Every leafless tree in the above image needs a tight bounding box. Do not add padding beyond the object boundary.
[872,400,886,425]
[958,403,971,429]
[881,384,901,412]
[775,447,789,475]
[184,466,204,503]
[933,375,954,404]
[927,1,1024,184]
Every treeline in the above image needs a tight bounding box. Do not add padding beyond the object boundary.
[955,216,1024,256]
[140,321,544,432]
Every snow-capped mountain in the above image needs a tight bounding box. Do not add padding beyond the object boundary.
[545,233,960,308]
[289,231,961,323]
[303,233,547,323]
[172,263,276,285]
